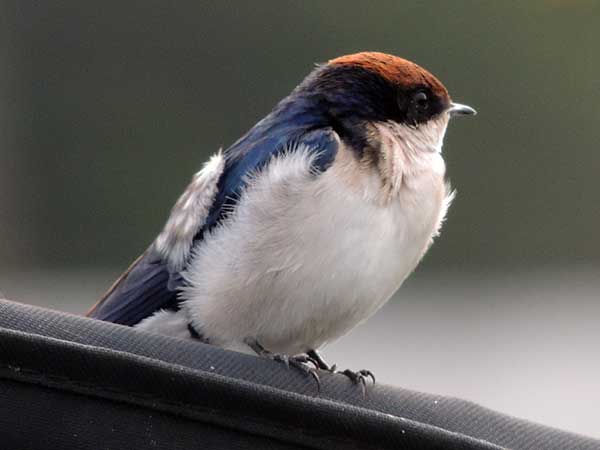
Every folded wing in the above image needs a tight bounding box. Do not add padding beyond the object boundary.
[87,127,339,326]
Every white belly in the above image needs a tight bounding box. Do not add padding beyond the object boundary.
[180,145,449,355]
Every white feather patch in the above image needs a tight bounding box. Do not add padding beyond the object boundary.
[154,151,225,271]
[179,122,452,354]
[135,309,191,340]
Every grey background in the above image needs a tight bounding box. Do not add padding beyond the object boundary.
[1,1,599,439]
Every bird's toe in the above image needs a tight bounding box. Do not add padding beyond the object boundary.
[339,368,376,395]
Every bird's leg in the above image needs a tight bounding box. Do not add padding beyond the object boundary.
[308,350,375,395]
[244,338,321,389]
[307,349,336,372]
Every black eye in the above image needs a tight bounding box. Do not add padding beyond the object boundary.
[412,91,429,111]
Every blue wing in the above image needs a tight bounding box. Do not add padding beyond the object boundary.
[87,127,339,326]
[87,249,178,325]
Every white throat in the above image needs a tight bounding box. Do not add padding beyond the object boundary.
[369,114,450,203]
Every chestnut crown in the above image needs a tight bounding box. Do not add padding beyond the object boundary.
[298,52,453,126]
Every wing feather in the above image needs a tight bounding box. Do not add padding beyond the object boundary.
[88,127,339,326]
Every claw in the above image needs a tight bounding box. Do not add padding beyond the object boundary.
[306,349,336,372]
[308,367,322,392]
[244,341,325,393]
[360,369,376,384]
[286,355,322,392]
[340,368,376,396]
[359,378,366,396]
[265,351,322,392]
[292,353,321,370]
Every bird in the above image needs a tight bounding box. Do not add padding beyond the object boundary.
[87,51,475,387]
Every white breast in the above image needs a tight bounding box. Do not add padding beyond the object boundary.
[181,124,451,355]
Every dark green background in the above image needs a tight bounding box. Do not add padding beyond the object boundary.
[2,2,599,437]
[2,1,599,271]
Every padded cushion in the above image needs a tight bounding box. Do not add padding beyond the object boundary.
[0,299,597,450]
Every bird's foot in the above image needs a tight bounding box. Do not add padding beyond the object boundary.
[272,353,321,389]
[307,350,375,395]
[339,369,376,395]
[307,349,336,372]
[245,339,321,390]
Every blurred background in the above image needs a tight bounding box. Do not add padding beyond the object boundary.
[1,0,599,438]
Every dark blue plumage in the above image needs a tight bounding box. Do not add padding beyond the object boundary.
[89,251,176,326]
[199,125,338,239]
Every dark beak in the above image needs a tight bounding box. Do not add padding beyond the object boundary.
[448,102,477,117]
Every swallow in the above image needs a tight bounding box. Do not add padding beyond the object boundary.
[88,52,476,389]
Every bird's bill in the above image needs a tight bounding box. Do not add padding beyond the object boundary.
[448,102,477,117]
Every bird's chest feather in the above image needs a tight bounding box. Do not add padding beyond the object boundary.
[182,143,449,354]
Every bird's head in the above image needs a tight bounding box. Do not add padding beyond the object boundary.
[292,51,475,155]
